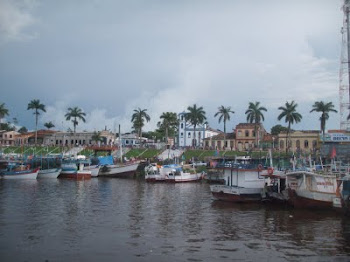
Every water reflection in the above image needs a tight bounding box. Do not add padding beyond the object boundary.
[0,180,349,261]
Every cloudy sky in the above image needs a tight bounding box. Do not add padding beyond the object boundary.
[0,0,344,134]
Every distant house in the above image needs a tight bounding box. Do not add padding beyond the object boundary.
[235,123,266,151]
[178,112,221,147]
[119,133,147,147]
[0,130,19,146]
[15,130,57,145]
[277,130,320,153]
[203,132,235,150]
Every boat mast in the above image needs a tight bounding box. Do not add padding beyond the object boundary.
[119,124,123,163]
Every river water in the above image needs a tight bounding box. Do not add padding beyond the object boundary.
[0,179,349,262]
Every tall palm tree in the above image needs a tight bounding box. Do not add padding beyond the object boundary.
[310,101,337,138]
[91,131,102,145]
[0,102,9,125]
[158,112,178,144]
[65,107,86,133]
[44,121,55,130]
[185,104,206,147]
[214,106,234,149]
[131,108,150,145]
[27,99,46,145]
[245,102,267,147]
[278,101,302,152]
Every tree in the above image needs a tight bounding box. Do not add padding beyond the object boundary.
[185,104,206,147]
[44,121,55,130]
[27,99,46,144]
[214,106,234,149]
[310,101,337,137]
[158,112,178,144]
[277,101,302,152]
[65,107,86,133]
[0,102,9,125]
[131,108,150,145]
[245,102,267,147]
[18,126,28,134]
[270,125,289,136]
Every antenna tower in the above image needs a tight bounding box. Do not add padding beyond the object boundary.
[340,0,350,130]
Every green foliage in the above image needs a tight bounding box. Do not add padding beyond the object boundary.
[44,121,55,130]
[18,126,28,133]
[0,123,15,131]
[65,107,86,133]
[310,101,337,136]
[185,104,206,147]
[270,125,288,136]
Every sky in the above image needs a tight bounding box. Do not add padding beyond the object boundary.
[0,0,344,134]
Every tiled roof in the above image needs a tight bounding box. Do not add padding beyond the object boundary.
[203,132,235,140]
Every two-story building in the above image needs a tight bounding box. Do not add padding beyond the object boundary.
[203,132,235,150]
[235,123,266,151]
[277,130,320,153]
[0,130,19,146]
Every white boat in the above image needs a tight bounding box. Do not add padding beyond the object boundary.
[145,164,179,182]
[0,166,39,180]
[37,168,62,179]
[285,170,342,209]
[98,161,140,178]
[165,165,204,183]
[210,156,268,202]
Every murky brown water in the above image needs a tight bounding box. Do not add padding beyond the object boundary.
[0,179,349,262]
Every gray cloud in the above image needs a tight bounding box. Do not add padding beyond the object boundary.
[0,0,343,133]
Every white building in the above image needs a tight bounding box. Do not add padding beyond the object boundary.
[178,112,221,147]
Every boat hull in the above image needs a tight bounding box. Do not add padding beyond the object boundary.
[58,171,91,180]
[0,168,39,180]
[287,188,334,209]
[98,162,139,178]
[210,185,262,202]
[37,168,61,179]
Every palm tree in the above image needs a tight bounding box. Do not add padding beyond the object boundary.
[245,102,267,148]
[310,101,337,138]
[0,102,9,125]
[278,101,302,152]
[131,108,150,145]
[214,106,234,149]
[158,112,178,144]
[44,121,55,130]
[27,99,46,145]
[185,104,206,147]
[65,107,86,133]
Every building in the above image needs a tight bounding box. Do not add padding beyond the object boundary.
[203,132,235,150]
[119,133,147,147]
[320,130,350,161]
[0,130,19,146]
[277,130,320,153]
[234,123,266,151]
[15,130,57,145]
[178,112,221,147]
[42,130,115,146]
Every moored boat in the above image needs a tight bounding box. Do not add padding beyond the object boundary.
[210,156,268,202]
[97,156,139,178]
[0,165,39,180]
[37,168,62,179]
[59,160,91,180]
[165,165,204,183]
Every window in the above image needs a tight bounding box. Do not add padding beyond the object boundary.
[181,123,183,129]
[312,140,317,148]
[238,130,242,137]
[304,140,309,148]
[280,140,284,149]
[188,132,191,138]
[296,140,300,148]
[252,131,255,137]
[245,131,249,137]
[181,115,184,121]
[180,132,183,137]
[9,135,12,138]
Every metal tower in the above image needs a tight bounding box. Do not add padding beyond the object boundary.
[340,0,350,130]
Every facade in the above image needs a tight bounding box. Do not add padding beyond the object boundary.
[277,130,320,153]
[235,123,266,151]
[43,130,115,146]
[178,112,221,147]
[203,132,235,150]
[119,133,147,147]
[0,130,19,146]
[320,130,350,161]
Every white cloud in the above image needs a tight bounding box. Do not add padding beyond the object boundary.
[0,0,38,42]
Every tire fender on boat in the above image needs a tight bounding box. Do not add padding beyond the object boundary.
[267,167,274,175]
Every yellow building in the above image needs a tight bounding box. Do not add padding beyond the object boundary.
[235,123,266,151]
[277,130,320,153]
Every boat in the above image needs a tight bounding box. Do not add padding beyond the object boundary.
[210,156,269,202]
[339,175,350,214]
[97,156,139,178]
[38,168,62,179]
[144,164,181,182]
[58,159,91,180]
[165,165,204,183]
[0,162,39,179]
[285,169,342,209]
